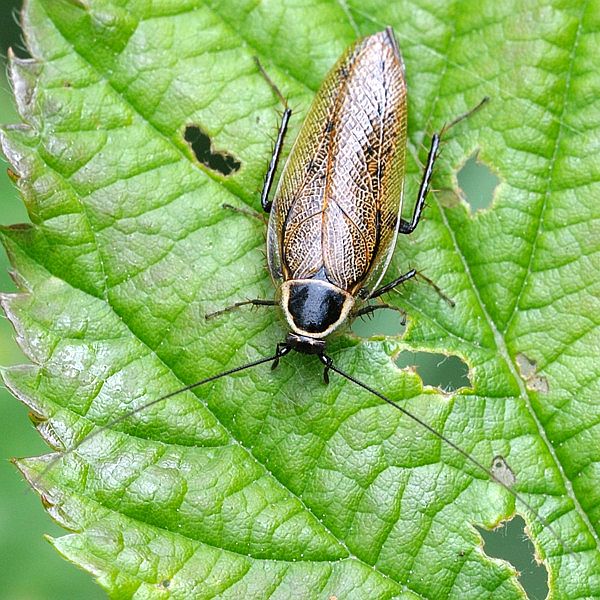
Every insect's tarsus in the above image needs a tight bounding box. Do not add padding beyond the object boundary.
[253,56,289,108]
[415,271,456,308]
[221,202,267,224]
[441,96,490,137]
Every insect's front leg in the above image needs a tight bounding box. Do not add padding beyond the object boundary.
[205,298,276,320]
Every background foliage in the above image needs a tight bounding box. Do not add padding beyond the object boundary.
[1,0,599,598]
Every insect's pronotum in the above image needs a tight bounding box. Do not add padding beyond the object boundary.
[37,26,571,555]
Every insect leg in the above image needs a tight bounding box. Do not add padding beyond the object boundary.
[369,269,417,298]
[221,203,268,224]
[260,107,292,213]
[370,269,454,307]
[439,96,490,137]
[398,135,440,234]
[399,97,490,235]
[354,302,407,326]
[254,57,293,213]
[270,341,292,371]
[414,271,455,307]
[205,299,276,320]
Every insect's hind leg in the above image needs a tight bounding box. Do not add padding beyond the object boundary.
[254,58,293,213]
[205,299,276,320]
[221,203,268,224]
[398,135,439,234]
[399,97,489,235]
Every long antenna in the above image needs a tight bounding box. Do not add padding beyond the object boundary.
[321,354,578,560]
[33,344,577,560]
[34,349,287,483]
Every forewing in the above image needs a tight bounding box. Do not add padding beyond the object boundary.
[266,48,345,282]
[324,31,407,293]
[267,29,407,292]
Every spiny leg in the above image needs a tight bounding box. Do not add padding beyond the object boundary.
[260,107,291,213]
[209,63,291,321]
[439,96,489,137]
[370,269,417,298]
[414,271,455,307]
[398,135,439,235]
[399,97,489,235]
[370,268,454,307]
[205,299,276,320]
[254,57,292,213]
[221,203,267,224]
[392,99,489,305]
[270,341,292,371]
[354,302,407,326]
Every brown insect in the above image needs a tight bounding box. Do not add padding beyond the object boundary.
[213,27,437,375]
[268,28,410,351]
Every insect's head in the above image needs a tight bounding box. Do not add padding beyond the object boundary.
[280,280,355,340]
[284,332,326,355]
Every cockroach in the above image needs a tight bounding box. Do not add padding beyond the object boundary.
[39,26,571,555]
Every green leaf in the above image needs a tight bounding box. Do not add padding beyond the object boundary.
[2,0,599,598]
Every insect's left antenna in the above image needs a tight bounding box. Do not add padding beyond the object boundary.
[320,354,578,560]
[35,346,291,483]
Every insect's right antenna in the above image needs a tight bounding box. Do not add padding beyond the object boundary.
[35,345,291,483]
[321,353,579,561]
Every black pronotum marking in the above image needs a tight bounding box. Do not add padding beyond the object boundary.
[287,283,345,334]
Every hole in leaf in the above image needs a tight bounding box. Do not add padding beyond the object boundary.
[184,125,241,176]
[479,516,549,599]
[457,154,499,211]
[352,308,406,337]
[395,351,470,391]
[515,353,549,393]
[491,455,517,487]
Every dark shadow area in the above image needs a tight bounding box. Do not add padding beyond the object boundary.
[395,351,470,391]
[457,154,499,211]
[479,516,549,599]
[1,0,28,57]
[184,125,241,176]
